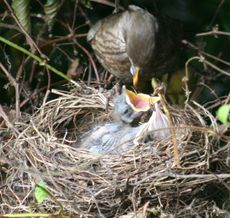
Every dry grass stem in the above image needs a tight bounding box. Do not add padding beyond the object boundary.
[0,82,229,217]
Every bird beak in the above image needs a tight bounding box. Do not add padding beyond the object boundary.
[133,67,140,87]
[130,65,140,87]
[123,86,160,112]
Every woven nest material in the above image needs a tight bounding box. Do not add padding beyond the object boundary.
[0,82,229,217]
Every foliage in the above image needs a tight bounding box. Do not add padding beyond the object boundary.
[35,180,49,204]
[12,0,31,33]
[216,104,230,127]
[0,0,229,107]
[0,0,229,217]
[44,0,62,31]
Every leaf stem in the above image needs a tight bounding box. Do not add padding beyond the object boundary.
[0,36,79,86]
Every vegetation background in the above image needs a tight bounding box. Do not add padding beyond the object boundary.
[0,1,229,217]
[0,0,229,109]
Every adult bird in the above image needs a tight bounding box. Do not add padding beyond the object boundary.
[87,5,182,91]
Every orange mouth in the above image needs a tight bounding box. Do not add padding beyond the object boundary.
[124,87,160,112]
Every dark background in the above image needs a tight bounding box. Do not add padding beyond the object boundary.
[0,0,229,108]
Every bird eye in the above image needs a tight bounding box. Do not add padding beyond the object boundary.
[123,108,129,115]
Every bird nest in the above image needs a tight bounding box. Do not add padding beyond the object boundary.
[0,82,229,217]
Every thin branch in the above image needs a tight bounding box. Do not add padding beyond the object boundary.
[74,40,101,85]
[0,22,20,31]
[196,30,230,37]
[183,55,230,106]
[0,36,80,87]
[203,59,230,77]
[40,33,87,48]
[0,105,20,136]
[182,40,230,67]
[67,24,101,85]
[71,0,79,29]
[3,0,47,60]
[0,63,20,120]
[183,56,201,105]
[90,0,118,8]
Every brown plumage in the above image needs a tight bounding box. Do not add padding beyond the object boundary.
[87,5,182,89]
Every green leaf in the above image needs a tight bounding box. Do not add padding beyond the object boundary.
[44,0,61,31]
[216,104,230,126]
[12,0,31,34]
[35,180,49,204]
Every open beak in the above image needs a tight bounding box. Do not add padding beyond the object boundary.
[122,86,160,112]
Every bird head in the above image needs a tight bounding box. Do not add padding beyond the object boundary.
[123,86,160,112]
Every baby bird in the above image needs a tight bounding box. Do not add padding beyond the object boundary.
[81,87,170,154]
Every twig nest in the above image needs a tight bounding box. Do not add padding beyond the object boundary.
[1,83,229,217]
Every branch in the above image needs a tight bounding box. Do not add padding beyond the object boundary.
[0,36,79,87]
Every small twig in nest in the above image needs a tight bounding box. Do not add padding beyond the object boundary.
[151,78,180,167]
